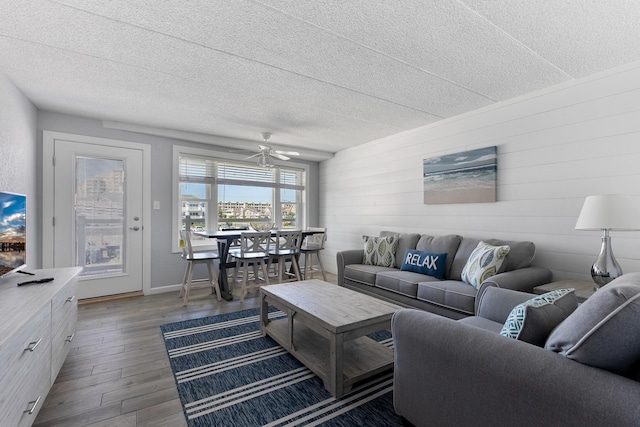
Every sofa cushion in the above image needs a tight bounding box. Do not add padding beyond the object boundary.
[458,316,504,334]
[450,237,482,281]
[500,288,578,346]
[375,270,438,298]
[545,273,640,375]
[485,239,536,271]
[417,280,477,315]
[400,249,447,279]
[461,241,511,289]
[363,234,399,267]
[415,234,461,279]
[450,237,536,280]
[344,264,396,287]
[380,231,421,269]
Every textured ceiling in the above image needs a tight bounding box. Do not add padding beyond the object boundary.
[1,0,640,158]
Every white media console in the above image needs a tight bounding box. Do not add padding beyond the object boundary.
[0,267,81,426]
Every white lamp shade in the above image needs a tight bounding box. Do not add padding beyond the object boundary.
[575,194,640,231]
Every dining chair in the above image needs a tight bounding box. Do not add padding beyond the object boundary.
[300,227,327,281]
[268,230,303,283]
[228,231,271,302]
[178,230,222,306]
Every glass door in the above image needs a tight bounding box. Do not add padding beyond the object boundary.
[53,140,144,299]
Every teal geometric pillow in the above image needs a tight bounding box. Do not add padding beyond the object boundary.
[500,288,578,346]
[461,241,510,289]
[363,235,399,267]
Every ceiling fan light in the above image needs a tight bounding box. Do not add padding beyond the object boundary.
[257,153,274,168]
[261,132,272,142]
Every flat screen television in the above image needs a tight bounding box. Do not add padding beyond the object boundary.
[0,191,26,278]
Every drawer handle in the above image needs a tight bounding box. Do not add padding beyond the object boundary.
[65,296,76,303]
[24,338,43,352]
[24,395,41,415]
[65,333,75,343]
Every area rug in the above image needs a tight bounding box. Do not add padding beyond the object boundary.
[160,307,402,426]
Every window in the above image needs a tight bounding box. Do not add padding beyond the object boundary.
[173,147,307,249]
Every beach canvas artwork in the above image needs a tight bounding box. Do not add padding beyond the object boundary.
[423,146,497,204]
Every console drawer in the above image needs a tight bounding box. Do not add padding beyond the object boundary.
[50,277,78,382]
[51,278,78,336]
[51,308,76,383]
[0,305,52,427]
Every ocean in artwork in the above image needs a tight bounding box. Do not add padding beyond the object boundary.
[423,146,497,204]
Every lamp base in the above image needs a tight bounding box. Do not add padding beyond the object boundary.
[590,232,623,289]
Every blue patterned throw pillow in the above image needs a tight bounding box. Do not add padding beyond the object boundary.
[500,288,578,346]
[400,250,448,279]
[461,241,510,289]
[363,235,399,267]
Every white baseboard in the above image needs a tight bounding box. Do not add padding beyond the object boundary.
[148,283,182,295]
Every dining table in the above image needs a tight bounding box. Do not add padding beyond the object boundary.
[193,229,322,301]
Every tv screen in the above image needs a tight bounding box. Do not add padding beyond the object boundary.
[0,191,26,278]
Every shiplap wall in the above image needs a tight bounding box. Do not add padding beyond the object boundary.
[319,61,640,281]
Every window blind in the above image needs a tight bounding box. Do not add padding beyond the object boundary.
[179,156,216,183]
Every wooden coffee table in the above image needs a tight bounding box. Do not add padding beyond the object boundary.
[260,279,402,398]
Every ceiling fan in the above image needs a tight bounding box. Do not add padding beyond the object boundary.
[237,132,300,167]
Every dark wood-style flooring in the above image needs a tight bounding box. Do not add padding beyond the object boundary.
[33,273,337,427]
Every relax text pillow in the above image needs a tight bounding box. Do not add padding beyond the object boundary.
[400,250,447,279]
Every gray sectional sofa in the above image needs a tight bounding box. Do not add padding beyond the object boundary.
[392,273,640,426]
[336,231,552,319]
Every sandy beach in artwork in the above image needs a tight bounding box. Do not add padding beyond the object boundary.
[424,187,495,204]
[423,146,497,204]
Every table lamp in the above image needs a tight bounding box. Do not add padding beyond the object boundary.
[575,194,640,288]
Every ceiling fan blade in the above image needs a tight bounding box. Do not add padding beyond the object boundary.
[271,153,290,161]
[243,153,261,160]
[275,150,300,156]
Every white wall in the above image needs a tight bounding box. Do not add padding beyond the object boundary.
[0,74,39,268]
[320,61,640,281]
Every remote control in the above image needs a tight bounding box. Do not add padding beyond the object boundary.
[17,278,55,286]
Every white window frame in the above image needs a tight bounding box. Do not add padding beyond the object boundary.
[172,145,309,252]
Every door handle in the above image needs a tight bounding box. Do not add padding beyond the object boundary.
[129,226,140,231]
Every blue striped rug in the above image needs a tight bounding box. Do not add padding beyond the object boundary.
[160,307,402,426]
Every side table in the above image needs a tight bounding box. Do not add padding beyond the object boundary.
[533,279,596,303]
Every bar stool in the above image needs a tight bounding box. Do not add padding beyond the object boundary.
[268,230,303,282]
[228,231,271,302]
[179,230,222,306]
[301,227,327,281]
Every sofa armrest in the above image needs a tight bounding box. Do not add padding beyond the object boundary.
[480,265,552,292]
[475,266,551,314]
[336,249,364,286]
[392,309,640,427]
[475,286,534,324]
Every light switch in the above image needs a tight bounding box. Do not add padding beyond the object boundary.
[153,200,160,210]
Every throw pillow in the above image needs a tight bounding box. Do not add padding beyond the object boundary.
[461,241,510,289]
[400,250,448,279]
[500,289,578,346]
[544,273,640,375]
[363,235,399,268]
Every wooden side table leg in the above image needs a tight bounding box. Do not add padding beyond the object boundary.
[329,332,344,398]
